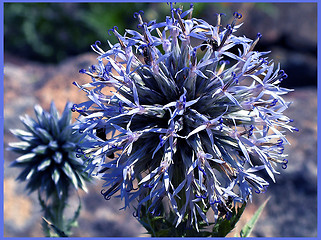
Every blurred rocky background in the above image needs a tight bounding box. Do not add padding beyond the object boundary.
[3,2,317,237]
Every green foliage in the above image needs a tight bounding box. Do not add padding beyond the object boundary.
[39,190,83,237]
[137,204,211,237]
[4,3,147,63]
[137,201,247,237]
[42,217,68,237]
[4,2,215,63]
[238,197,270,237]
[211,202,247,237]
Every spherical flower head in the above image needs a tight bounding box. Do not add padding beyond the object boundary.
[74,4,296,229]
[8,102,90,199]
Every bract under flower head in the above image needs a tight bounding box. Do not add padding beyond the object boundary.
[73,4,296,229]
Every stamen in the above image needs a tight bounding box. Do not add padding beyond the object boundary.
[159,134,165,146]
[248,125,254,137]
[270,99,278,107]
[191,47,197,66]
[267,69,288,84]
[76,148,83,153]
[202,192,208,199]
[94,40,101,47]
[119,101,123,113]
[219,60,230,65]
[71,104,78,112]
[148,20,156,26]
[108,26,119,36]
[278,71,288,82]
[210,199,221,205]
[195,194,202,198]
[101,189,112,200]
[278,147,284,154]
[248,32,262,52]
[231,71,239,84]
[133,12,139,19]
[175,8,186,35]
[282,159,288,169]
[216,13,226,28]
[244,58,266,75]
[233,12,242,19]
[277,139,283,146]
[230,12,242,28]
[283,73,288,79]
[198,166,207,176]
[268,156,284,164]
[188,3,194,19]
[219,118,224,130]
[218,24,233,51]
[132,211,138,218]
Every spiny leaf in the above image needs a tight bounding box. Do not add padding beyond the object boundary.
[42,217,68,237]
[212,201,247,237]
[239,197,270,237]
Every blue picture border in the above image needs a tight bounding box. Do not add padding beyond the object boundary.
[0,0,319,240]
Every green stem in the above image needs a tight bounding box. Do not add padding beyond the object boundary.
[39,190,69,237]
[52,192,67,234]
[147,216,157,237]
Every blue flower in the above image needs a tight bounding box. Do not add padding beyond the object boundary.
[8,102,90,199]
[73,4,296,230]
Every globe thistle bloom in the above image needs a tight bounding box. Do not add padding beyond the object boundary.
[8,102,89,199]
[73,4,296,230]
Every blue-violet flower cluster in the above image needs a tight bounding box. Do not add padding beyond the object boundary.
[9,102,89,199]
[73,4,297,229]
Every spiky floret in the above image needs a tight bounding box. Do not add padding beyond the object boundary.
[73,4,296,229]
[9,102,89,199]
